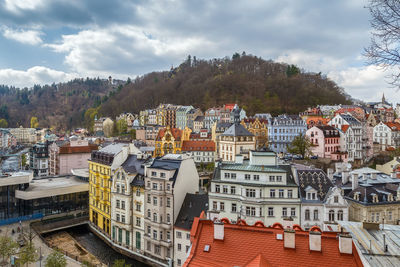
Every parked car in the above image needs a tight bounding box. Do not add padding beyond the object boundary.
[310,155,318,159]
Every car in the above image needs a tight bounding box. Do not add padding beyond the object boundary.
[310,155,318,159]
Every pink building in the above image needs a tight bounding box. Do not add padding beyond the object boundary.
[306,126,341,159]
[49,139,98,175]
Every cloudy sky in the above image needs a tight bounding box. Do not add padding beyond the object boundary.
[0,0,397,103]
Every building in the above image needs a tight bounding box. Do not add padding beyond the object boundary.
[89,143,129,236]
[29,143,49,177]
[136,125,163,146]
[241,117,268,149]
[49,138,98,175]
[268,114,307,154]
[192,116,204,133]
[209,150,300,226]
[376,157,400,178]
[143,154,200,264]
[367,94,394,123]
[184,218,362,267]
[373,121,400,150]
[329,114,363,163]
[294,165,348,231]
[116,112,135,127]
[0,129,16,148]
[186,108,203,131]
[111,154,148,252]
[334,106,366,122]
[9,127,37,144]
[339,221,400,267]
[165,105,181,128]
[306,126,341,159]
[333,167,400,225]
[94,117,114,137]
[173,193,208,267]
[181,140,215,164]
[154,126,184,157]
[176,106,194,130]
[218,108,255,162]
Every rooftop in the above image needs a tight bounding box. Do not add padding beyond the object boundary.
[175,193,208,231]
[99,143,127,155]
[221,123,254,137]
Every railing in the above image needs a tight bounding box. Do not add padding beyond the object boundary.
[0,213,43,226]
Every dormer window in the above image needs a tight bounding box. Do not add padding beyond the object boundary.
[354,192,360,201]
[372,193,379,203]
[388,193,394,202]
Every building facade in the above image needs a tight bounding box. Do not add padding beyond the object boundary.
[373,121,400,150]
[154,126,184,157]
[29,143,49,177]
[306,126,341,159]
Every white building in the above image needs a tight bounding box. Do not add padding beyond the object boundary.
[143,154,199,264]
[294,165,348,231]
[373,121,400,151]
[181,140,216,164]
[328,113,363,163]
[208,150,301,226]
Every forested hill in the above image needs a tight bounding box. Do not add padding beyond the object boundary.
[0,78,117,130]
[0,54,351,131]
[99,54,351,118]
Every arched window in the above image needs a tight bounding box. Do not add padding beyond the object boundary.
[305,209,310,220]
[329,210,335,222]
[337,210,343,221]
[313,209,319,220]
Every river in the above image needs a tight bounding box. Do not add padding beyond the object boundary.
[44,225,149,267]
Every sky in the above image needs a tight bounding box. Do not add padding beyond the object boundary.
[0,0,398,103]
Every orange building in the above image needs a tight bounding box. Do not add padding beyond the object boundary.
[154,126,183,157]
[241,117,268,148]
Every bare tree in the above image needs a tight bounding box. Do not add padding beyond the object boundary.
[365,0,400,86]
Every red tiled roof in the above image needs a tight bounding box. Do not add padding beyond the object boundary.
[182,140,215,152]
[184,219,362,267]
[341,125,350,133]
[156,127,182,141]
[385,122,400,131]
[59,144,98,154]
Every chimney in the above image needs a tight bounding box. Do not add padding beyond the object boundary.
[309,231,321,252]
[339,234,353,254]
[284,229,296,249]
[214,221,224,240]
[342,171,349,184]
[352,173,358,190]
[391,172,396,178]
[235,154,244,164]
[371,173,377,180]
[327,168,334,181]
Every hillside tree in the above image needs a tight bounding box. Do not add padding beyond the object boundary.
[30,117,39,128]
[287,133,313,158]
[0,119,8,128]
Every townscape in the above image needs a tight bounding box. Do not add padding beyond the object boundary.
[2,97,400,266]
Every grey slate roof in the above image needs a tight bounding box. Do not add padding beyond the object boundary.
[221,123,253,137]
[149,158,182,182]
[99,143,127,155]
[121,154,146,175]
[297,169,333,202]
[174,193,208,230]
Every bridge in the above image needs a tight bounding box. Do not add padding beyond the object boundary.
[31,215,89,234]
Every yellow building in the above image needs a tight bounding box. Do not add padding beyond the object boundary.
[154,126,186,157]
[89,143,127,236]
[241,117,268,149]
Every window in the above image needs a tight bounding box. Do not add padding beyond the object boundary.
[121,215,125,223]
[167,231,171,240]
[376,212,380,222]
[153,197,158,206]
[153,213,157,222]
[224,173,230,178]
[313,209,319,220]
[152,183,158,190]
[136,217,141,227]
[177,231,182,238]
[329,210,335,221]
[215,185,220,193]
[231,173,237,179]
[151,171,157,176]
[147,225,151,234]
[153,230,158,239]
[167,183,171,191]
[186,246,190,253]
[282,207,287,217]
[223,185,228,194]
[178,243,182,251]
[253,175,259,181]
[245,174,251,180]
[276,176,282,182]
[147,209,151,218]
[388,211,393,221]
[154,245,161,255]
[160,172,166,178]
[305,209,310,220]
[167,197,171,207]
[136,188,141,196]
[220,202,225,211]
[291,208,296,217]
[268,207,274,217]
[279,189,284,198]
[246,206,256,216]
[213,201,217,210]
[136,203,141,212]
[116,184,120,193]
[147,195,151,204]
[270,189,275,198]
[146,241,151,251]
[167,213,171,223]
[231,203,237,212]
[121,201,125,210]
[231,186,236,195]
[177,259,181,266]
[121,185,125,194]
[337,210,343,221]
[269,176,275,182]
[116,214,120,222]
[187,233,190,240]
[334,196,339,203]
[288,190,293,198]
[246,189,256,198]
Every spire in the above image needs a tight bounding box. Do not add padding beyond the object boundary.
[382,93,386,104]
